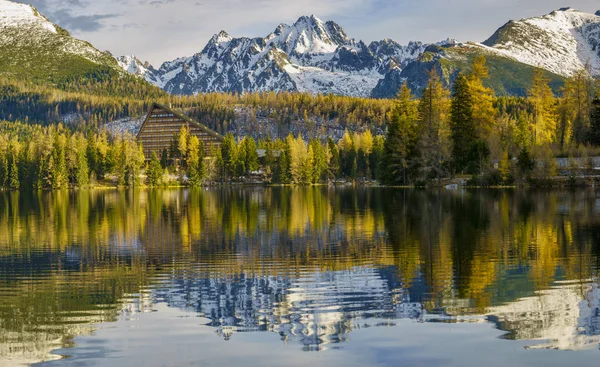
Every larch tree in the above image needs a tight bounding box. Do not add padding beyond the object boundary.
[528,68,557,146]
[467,55,497,139]
[418,68,451,181]
[561,69,592,146]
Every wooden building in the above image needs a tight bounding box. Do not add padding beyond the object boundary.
[136,103,223,160]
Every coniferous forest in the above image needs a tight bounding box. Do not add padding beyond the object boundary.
[0,55,599,189]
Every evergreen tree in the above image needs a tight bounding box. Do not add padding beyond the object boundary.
[236,138,247,176]
[8,147,19,190]
[160,148,169,168]
[418,68,451,181]
[276,139,291,184]
[244,137,259,173]
[327,138,340,181]
[450,74,478,173]
[370,135,385,181]
[221,133,237,178]
[309,139,327,184]
[146,152,163,187]
[382,82,420,185]
[589,97,600,146]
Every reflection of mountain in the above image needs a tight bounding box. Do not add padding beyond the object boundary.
[152,267,392,350]
[488,282,600,350]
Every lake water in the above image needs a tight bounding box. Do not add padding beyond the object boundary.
[1,188,600,366]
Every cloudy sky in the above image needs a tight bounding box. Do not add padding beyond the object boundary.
[20,0,600,66]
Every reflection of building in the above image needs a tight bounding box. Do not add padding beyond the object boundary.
[488,282,600,350]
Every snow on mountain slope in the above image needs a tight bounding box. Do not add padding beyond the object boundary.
[0,0,121,71]
[117,15,432,97]
[0,0,56,33]
[116,55,161,85]
[117,8,600,97]
[483,8,600,77]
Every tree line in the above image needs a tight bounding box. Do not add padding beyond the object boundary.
[381,56,600,185]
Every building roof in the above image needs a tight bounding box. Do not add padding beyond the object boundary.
[136,102,224,142]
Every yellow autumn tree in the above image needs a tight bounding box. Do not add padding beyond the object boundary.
[528,68,557,146]
[467,55,497,138]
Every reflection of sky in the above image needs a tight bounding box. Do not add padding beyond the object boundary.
[42,302,600,367]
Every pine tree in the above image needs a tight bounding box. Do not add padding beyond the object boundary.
[450,74,478,173]
[146,152,163,187]
[8,148,19,190]
[221,133,237,178]
[382,82,420,185]
[244,137,259,173]
[589,97,600,146]
[327,137,340,181]
[276,139,291,184]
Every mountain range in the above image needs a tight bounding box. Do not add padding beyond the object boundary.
[117,8,600,98]
[0,0,598,98]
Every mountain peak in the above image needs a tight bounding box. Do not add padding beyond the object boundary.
[0,0,57,33]
[295,14,323,25]
[210,30,232,44]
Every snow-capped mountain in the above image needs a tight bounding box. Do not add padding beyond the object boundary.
[118,8,600,98]
[373,8,600,98]
[116,55,160,85]
[0,0,120,68]
[482,7,600,77]
[119,15,436,97]
[0,0,140,89]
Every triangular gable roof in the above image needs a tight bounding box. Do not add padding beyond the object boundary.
[136,102,224,141]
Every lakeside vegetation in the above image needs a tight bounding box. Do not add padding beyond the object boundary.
[0,56,599,190]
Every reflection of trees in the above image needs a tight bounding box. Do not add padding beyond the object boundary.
[2,189,600,362]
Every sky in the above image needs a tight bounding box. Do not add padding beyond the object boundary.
[19,0,600,66]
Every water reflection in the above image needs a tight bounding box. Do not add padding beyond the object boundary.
[0,188,600,365]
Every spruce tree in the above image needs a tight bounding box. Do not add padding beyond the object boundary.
[327,138,340,181]
[146,152,163,187]
[8,151,19,190]
[221,133,237,178]
[450,74,477,173]
[244,137,259,173]
[382,82,420,185]
[589,97,600,146]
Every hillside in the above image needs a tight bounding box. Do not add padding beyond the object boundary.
[0,0,163,98]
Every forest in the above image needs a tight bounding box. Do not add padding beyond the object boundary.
[0,55,599,189]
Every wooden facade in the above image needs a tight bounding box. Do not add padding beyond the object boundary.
[136,103,223,160]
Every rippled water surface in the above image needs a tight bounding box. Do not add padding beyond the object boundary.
[1,188,600,366]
